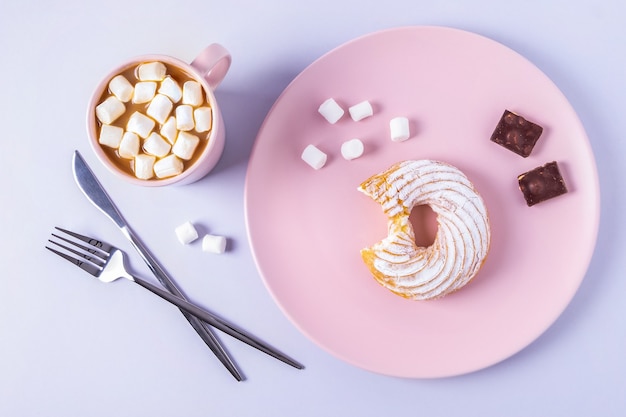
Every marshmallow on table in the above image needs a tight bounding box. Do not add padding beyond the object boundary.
[95,96,125,124]
[158,76,182,103]
[390,117,410,142]
[301,144,327,170]
[143,132,171,157]
[118,132,140,159]
[138,61,167,81]
[341,138,364,160]
[108,75,134,102]
[349,100,373,121]
[127,111,155,138]
[182,80,203,106]
[98,124,124,148]
[132,81,157,104]
[134,154,156,179]
[147,94,173,124]
[160,116,178,144]
[176,105,195,131]
[154,154,184,178]
[318,98,344,124]
[173,131,200,160]
[202,234,227,254]
[175,221,199,245]
[194,107,212,132]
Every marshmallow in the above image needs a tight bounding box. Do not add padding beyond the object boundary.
[176,105,194,131]
[134,154,156,179]
[143,132,171,157]
[175,221,199,245]
[301,144,327,170]
[95,96,125,124]
[132,81,157,104]
[341,138,364,160]
[154,154,184,178]
[349,100,373,121]
[390,116,410,142]
[318,98,344,124]
[158,76,182,103]
[160,116,178,144]
[182,80,203,106]
[172,131,200,160]
[194,107,212,133]
[137,61,167,81]
[108,75,134,102]
[126,111,155,138]
[202,234,227,254]
[146,94,173,124]
[98,124,124,148]
[118,132,140,159]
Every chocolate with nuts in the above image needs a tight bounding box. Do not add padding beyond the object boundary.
[491,110,543,157]
[518,161,568,206]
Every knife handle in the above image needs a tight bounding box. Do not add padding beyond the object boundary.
[122,225,303,370]
[120,225,243,381]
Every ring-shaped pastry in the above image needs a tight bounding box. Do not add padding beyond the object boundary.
[358,160,491,300]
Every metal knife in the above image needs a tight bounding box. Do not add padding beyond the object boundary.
[72,150,242,380]
[72,150,305,376]
[72,150,304,373]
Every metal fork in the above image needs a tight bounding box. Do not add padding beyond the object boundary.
[46,227,304,371]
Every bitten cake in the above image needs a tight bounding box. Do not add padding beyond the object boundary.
[358,160,491,300]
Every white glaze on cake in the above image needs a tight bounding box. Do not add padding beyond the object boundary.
[358,160,491,300]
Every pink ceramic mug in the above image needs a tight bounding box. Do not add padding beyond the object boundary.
[87,43,231,186]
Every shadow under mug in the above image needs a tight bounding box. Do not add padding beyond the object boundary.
[86,43,232,186]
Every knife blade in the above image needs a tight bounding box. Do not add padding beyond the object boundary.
[72,150,243,380]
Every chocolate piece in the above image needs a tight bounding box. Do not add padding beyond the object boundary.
[490,110,543,157]
[518,161,568,206]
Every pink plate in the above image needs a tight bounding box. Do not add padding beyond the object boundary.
[244,26,600,378]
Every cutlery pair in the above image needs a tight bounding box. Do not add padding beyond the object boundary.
[47,151,303,380]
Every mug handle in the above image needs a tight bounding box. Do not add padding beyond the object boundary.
[190,43,232,90]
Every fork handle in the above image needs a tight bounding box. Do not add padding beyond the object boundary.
[132,276,304,370]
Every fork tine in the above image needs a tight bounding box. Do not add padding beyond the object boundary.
[45,244,103,277]
[54,227,115,254]
[47,237,106,266]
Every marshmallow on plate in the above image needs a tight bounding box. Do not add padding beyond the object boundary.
[202,234,227,254]
[98,124,124,148]
[118,132,140,159]
[147,94,173,124]
[318,98,344,124]
[182,80,203,106]
[133,81,157,104]
[158,76,182,103]
[341,138,364,160]
[176,105,195,131]
[96,96,125,124]
[301,144,327,170]
[108,75,134,102]
[126,111,155,138]
[138,62,167,81]
[175,221,199,245]
[154,154,184,178]
[194,107,212,132]
[348,100,373,121]
[134,154,156,179]
[143,132,171,157]
[390,117,410,142]
[173,131,200,160]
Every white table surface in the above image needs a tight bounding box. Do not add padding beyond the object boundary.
[1,1,624,416]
